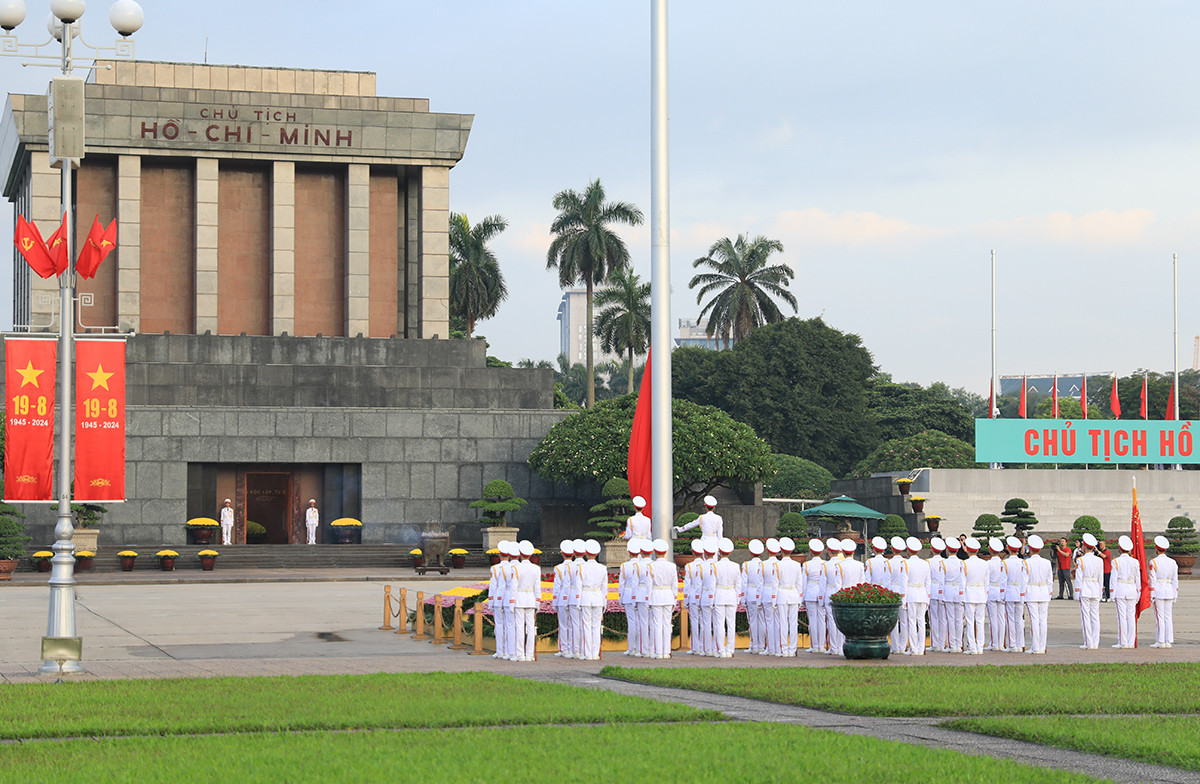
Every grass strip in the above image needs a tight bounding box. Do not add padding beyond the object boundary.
[0,672,716,739]
[601,662,1200,717]
[944,716,1200,772]
[0,722,1108,783]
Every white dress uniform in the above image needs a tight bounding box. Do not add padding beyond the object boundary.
[1004,545,1027,652]
[962,548,989,655]
[1076,544,1103,649]
[1023,542,1053,653]
[986,544,1007,651]
[928,547,947,651]
[566,547,585,658]
[1111,543,1141,648]
[633,548,653,656]
[905,544,931,655]
[617,545,640,655]
[824,546,846,656]
[1151,545,1179,647]
[777,548,803,656]
[552,545,574,656]
[513,549,540,661]
[866,550,890,587]
[578,548,608,660]
[699,548,719,656]
[676,503,724,551]
[649,543,677,658]
[802,544,826,653]
[741,545,766,652]
[942,546,966,652]
[714,544,740,657]
[761,546,782,655]
[305,504,319,545]
[503,553,521,660]
[887,548,909,653]
[219,503,234,545]
[488,556,507,659]
[622,511,652,541]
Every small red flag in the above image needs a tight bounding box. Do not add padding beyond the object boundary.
[1052,374,1059,418]
[1019,375,1027,418]
[1140,376,1148,419]
[627,350,652,519]
[1080,375,1088,420]
[14,215,57,279]
[1165,381,1176,421]
[1131,488,1151,628]
[75,216,117,279]
[46,214,69,275]
[1110,376,1121,418]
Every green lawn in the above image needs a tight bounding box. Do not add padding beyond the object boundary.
[600,663,1200,717]
[944,716,1200,772]
[0,722,1108,784]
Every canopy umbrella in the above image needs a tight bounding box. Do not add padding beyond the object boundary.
[799,496,886,561]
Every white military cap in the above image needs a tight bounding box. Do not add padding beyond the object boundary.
[497,541,511,556]
[964,537,981,552]
[930,537,946,552]
[704,495,718,507]
[519,541,534,557]
[827,539,842,553]
[871,536,887,551]
[988,537,1003,553]
[572,539,586,553]
[627,539,640,554]
[780,537,795,552]
[638,538,653,553]
[1006,536,1022,550]
[749,539,765,555]
[653,538,669,553]
[560,539,574,555]
[309,498,316,504]
[691,539,704,554]
[719,537,734,553]
[1027,534,1044,551]
[945,537,960,551]
[809,538,825,553]
[766,538,781,553]
[224,498,231,503]
[1082,533,1098,548]
[905,536,921,552]
[585,540,601,555]
[1118,535,1133,552]
[890,536,906,552]
[841,538,857,554]
[1155,535,1170,550]
[632,496,646,508]
[703,540,718,555]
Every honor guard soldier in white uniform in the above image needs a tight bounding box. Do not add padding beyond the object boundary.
[887,536,909,654]
[866,537,890,586]
[777,537,803,656]
[741,540,766,653]
[648,539,676,658]
[683,540,704,654]
[489,542,509,659]
[503,542,522,660]
[513,541,540,661]
[1004,536,1027,652]
[1076,533,1103,650]
[928,538,947,652]
[714,538,740,657]
[618,539,642,655]
[1111,535,1141,649]
[962,538,988,654]
[904,537,931,655]
[622,497,652,541]
[578,540,607,660]
[633,539,653,656]
[802,539,826,653]
[824,539,846,656]
[1150,535,1179,648]
[761,538,782,655]
[566,539,586,658]
[942,537,966,652]
[840,538,864,587]
[1023,535,1052,653]
[674,495,724,551]
[986,538,1007,651]
[699,540,720,656]
[552,541,575,657]
[219,499,235,545]
[305,500,320,545]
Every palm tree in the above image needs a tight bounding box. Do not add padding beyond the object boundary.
[594,268,651,393]
[546,179,644,406]
[689,233,797,347]
[449,213,508,337]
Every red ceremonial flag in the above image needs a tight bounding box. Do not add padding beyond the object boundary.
[74,339,126,501]
[1140,376,1148,419]
[46,214,69,276]
[1165,381,1176,421]
[627,350,652,519]
[1131,488,1152,629]
[1051,374,1059,418]
[1018,375,1027,418]
[14,214,57,279]
[4,339,56,500]
[1080,374,1088,420]
[1110,376,1121,418]
[76,216,117,280]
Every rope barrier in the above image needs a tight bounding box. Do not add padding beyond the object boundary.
[394,588,409,635]
[379,585,394,630]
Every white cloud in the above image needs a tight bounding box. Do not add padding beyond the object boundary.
[976,209,1157,245]
[771,208,947,245]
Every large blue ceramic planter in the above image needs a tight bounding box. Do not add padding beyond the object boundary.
[831,602,901,659]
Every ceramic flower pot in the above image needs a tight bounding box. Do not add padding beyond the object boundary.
[200,556,217,571]
[74,558,93,573]
[119,556,136,571]
[1169,553,1196,576]
[831,602,901,659]
[897,483,911,496]
[160,557,176,572]
[192,528,214,545]
[412,555,425,568]
[334,529,355,545]
[36,560,52,573]
[451,554,465,568]
[910,499,925,513]
[0,559,16,581]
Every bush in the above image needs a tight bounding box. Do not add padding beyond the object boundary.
[1001,498,1038,534]
[1071,515,1105,540]
[776,511,807,538]
[763,455,833,499]
[245,520,267,543]
[587,477,635,541]
[877,514,908,540]
[0,505,30,560]
[1166,516,1200,555]
[972,514,1003,538]
[847,429,981,477]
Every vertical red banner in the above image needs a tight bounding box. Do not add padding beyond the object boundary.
[4,339,56,500]
[74,339,126,501]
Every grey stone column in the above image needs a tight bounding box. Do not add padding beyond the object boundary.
[346,163,370,336]
[116,154,141,333]
[194,157,219,333]
[419,165,449,339]
[271,161,295,335]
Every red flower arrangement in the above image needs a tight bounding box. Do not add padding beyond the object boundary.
[830,583,901,604]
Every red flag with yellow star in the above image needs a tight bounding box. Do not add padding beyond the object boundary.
[74,339,126,500]
[4,339,56,500]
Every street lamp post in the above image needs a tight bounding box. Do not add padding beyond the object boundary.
[0,0,142,674]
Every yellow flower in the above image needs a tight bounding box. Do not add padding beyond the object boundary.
[410,549,423,555]
[156,549,179,558]
[197,550,220,557]
[33,550,54,558]
[117,550,138,557]
[330,518,363,527]
[448,548,468,555]
[186,517,220,528]
[486,548,499,554]
[75,550,95,558]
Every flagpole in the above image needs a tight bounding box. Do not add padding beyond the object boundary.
[649,0,673,542]
[991,250,999,469]
[1174,253,1181,469]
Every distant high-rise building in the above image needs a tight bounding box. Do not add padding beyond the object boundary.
[556,289,619,365]
[675,317,728,350]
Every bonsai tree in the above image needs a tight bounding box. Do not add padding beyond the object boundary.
[0,504,31,561]
[776,511,807,538]
[1165,516,1200,554]
[587,477,636,540]
[72,502,107,528]
[972,513,1003,539]
[470,479,528,527]
[1070,515,1105,541]
[1000,498,1039,535]
[877,514,908,540]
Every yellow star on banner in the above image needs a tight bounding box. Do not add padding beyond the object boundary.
[16,361,44,388]
[87,363,115,391]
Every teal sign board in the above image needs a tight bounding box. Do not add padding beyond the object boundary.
[975,419,1198,464]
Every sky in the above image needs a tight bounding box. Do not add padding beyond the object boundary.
[2,1,1200,394]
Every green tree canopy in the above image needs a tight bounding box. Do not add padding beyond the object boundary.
[763,454,833,499]
[849,429,980,478]
[867,376,975,444]
[448,213,508,337]
[689,233,797,346]
[527,395,774,511]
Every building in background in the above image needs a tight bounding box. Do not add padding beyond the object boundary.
[555,289,620,365]
[674,317,728,350]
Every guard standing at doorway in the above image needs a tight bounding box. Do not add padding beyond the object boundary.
[219,499,234,545]
[305,499,319,545]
